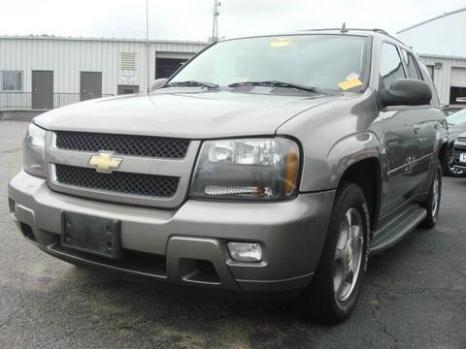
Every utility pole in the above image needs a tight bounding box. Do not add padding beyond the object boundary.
[211,0,221,43]
[146,0,150,93]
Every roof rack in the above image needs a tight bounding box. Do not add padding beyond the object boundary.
[301,27,405,45]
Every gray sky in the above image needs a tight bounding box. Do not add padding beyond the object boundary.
[0,0,464,41]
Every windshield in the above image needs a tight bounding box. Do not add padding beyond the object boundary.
[448,109,466,125]
[169,35,368,92]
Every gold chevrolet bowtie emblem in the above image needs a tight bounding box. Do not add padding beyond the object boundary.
[88,152,122,174]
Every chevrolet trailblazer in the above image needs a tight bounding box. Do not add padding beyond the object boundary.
[8,29,448,323]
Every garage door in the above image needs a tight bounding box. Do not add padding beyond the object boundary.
[451,67,466,87]
[155,58,187,79]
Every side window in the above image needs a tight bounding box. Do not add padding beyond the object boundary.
[379,43,406,89]
[401,49,423,80]
[1,71,23,91]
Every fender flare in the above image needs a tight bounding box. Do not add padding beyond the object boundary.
[326,131,384,189]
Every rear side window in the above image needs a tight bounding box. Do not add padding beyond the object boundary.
[401,49,423,80]
[379,43,406,89]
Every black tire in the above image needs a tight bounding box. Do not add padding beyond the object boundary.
[419,163,442,229]
[296,182,371,324]
[442,149,465,177]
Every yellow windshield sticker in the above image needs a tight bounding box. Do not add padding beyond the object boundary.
[338,78,363,90]
[270,38,292,48]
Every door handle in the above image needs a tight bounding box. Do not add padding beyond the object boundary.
[414,126,421,135]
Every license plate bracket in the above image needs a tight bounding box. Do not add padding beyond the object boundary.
[61,212,122,259]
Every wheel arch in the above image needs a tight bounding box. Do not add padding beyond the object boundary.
[323,131,383,231]
[338,157,383,232]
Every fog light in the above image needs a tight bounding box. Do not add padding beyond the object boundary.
[227,242,262,262]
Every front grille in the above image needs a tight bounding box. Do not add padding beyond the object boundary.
[55,165,179,198]
[56,131,189,159]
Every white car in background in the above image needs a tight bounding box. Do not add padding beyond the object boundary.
[453,133,466,172]
[445,109,466,176]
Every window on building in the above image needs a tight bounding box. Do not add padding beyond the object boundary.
[379,43,406,89]
[2,71,22,91]
[401,49,423,81]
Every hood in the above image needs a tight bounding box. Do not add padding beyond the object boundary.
[450,123,466,141]
[34,91,335,139]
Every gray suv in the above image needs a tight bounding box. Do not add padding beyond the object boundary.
[8,29,448,323]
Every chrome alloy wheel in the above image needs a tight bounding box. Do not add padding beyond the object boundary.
[432,175,440,218]
[333,208,364,302]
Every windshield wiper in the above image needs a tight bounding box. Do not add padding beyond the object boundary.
[165,80,219,89]
[228,80,330,94]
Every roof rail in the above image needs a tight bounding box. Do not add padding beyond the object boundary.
[301,27,405,45]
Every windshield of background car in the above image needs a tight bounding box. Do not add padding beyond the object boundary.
[448,109,466,125]
[170,35,369,92]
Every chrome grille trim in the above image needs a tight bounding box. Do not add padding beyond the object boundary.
[55,165,179,198]
[45,132,200,208]
[56,131,190,159]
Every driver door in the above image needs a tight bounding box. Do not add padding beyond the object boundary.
[378,43,427,216]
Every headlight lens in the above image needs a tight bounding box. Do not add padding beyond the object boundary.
[23,123,47,178]
[190,137,300,200]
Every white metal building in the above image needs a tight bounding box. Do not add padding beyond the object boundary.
[397,7,466,105]
[0,35,207,113]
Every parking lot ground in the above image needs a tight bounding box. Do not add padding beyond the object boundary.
[1,120,465,349]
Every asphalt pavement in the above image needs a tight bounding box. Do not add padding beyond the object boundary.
[0,120,465,348]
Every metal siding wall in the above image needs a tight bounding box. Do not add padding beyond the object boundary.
[0,37,206,97]
[421,55,466,104]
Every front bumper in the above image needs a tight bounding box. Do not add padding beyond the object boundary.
[8,170,335,292]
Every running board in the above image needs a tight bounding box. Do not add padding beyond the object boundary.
[370,205,427,254]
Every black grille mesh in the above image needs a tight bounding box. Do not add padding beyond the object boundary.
[56,165,179,198]
[56,131,189,159]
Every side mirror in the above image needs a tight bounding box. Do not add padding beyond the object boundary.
[380,79,432,107]
[150,78,168,91]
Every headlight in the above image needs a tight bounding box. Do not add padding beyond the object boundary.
[190,137,300,200]
[23,123,47,178]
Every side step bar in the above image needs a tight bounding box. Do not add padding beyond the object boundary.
[370,205,427,254]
